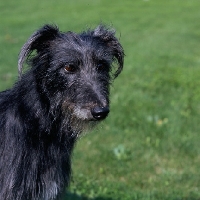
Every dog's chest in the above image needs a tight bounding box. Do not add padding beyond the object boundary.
[41,181,59,200]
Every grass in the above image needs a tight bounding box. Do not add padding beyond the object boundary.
[0,0,200,199]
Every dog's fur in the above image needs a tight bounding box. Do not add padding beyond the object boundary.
[0,24,124,199]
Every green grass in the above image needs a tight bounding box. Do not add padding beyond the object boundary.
[1,0,200,199]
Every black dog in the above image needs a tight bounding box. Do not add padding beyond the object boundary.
[0,24,124,199]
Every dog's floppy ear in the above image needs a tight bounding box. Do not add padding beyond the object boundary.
[93,25,124,78]
[18,25,60,78]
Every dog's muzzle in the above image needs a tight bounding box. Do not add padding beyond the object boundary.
[91,106,110,120]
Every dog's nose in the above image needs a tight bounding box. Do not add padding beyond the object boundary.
[91,106,110,120]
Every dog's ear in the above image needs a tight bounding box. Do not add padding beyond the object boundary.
[18,25,60,78]
[93,25,124,78]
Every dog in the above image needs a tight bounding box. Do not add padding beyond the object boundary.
[0,24,124,199]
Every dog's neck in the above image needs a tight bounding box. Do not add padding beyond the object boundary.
[0,75,77,199]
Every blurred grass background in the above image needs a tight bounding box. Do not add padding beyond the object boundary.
[0,0,200,199]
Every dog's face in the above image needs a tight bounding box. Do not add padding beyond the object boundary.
[18,25,124,123]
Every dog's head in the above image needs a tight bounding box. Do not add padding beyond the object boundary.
[18,25,124,123]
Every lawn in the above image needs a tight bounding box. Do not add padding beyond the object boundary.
[0,0,200,199]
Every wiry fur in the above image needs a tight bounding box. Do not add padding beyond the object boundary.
[0,24,124,199]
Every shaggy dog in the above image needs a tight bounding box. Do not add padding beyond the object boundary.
[0,24,124,199]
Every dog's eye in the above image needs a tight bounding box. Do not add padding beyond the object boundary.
[97,61,106,71]
[64,64,76,73]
